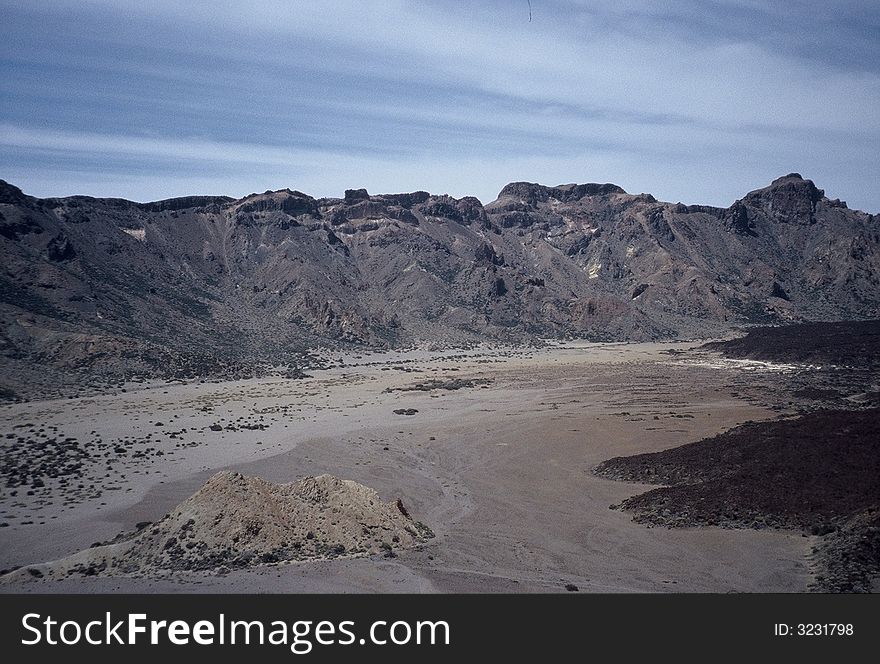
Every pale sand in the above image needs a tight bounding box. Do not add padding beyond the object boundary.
[0,342,812,592]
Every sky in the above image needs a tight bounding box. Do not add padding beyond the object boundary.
[1,0,878,211]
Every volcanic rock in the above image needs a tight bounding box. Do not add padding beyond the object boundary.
[1,472,433,579]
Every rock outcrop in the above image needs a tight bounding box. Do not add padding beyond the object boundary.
[1,472,433,579]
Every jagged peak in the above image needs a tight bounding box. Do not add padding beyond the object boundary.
[496,182,551,202]
[375,191,431,208]
[735,173,827,225]
[0,179,28,204]
[772,172,805,185]
[344,188,370,203]
[238,188,315,203]
[233,188,318,217]
[744,173,824,206]
[748,173,823,198]
[496,181,626,204]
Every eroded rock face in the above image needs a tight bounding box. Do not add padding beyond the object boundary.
[742,173,825,224]
[3,472,433,579]
[1,174,879,398]
[495,181,626,205]
[0,179,29,205]
[46,234,75,262]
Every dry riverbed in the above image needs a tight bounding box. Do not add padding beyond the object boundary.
[0,342,816,592]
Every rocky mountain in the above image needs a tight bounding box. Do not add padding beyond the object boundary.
[1,173,878,397]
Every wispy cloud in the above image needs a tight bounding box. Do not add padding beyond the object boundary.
[1,1,878,210]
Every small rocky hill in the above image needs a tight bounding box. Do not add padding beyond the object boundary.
[2,472,433,579]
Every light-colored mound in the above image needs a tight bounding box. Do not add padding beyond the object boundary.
[5,472,433,579]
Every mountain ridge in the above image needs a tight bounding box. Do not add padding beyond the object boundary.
[1,173,878,399]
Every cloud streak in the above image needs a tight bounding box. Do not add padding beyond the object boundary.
[1,1,878,210]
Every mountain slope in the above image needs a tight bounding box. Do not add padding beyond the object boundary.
[1,173,878,397]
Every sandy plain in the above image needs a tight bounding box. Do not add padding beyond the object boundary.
[0,341,812,592]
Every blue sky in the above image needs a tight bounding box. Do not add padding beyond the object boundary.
[1,0,878,210]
